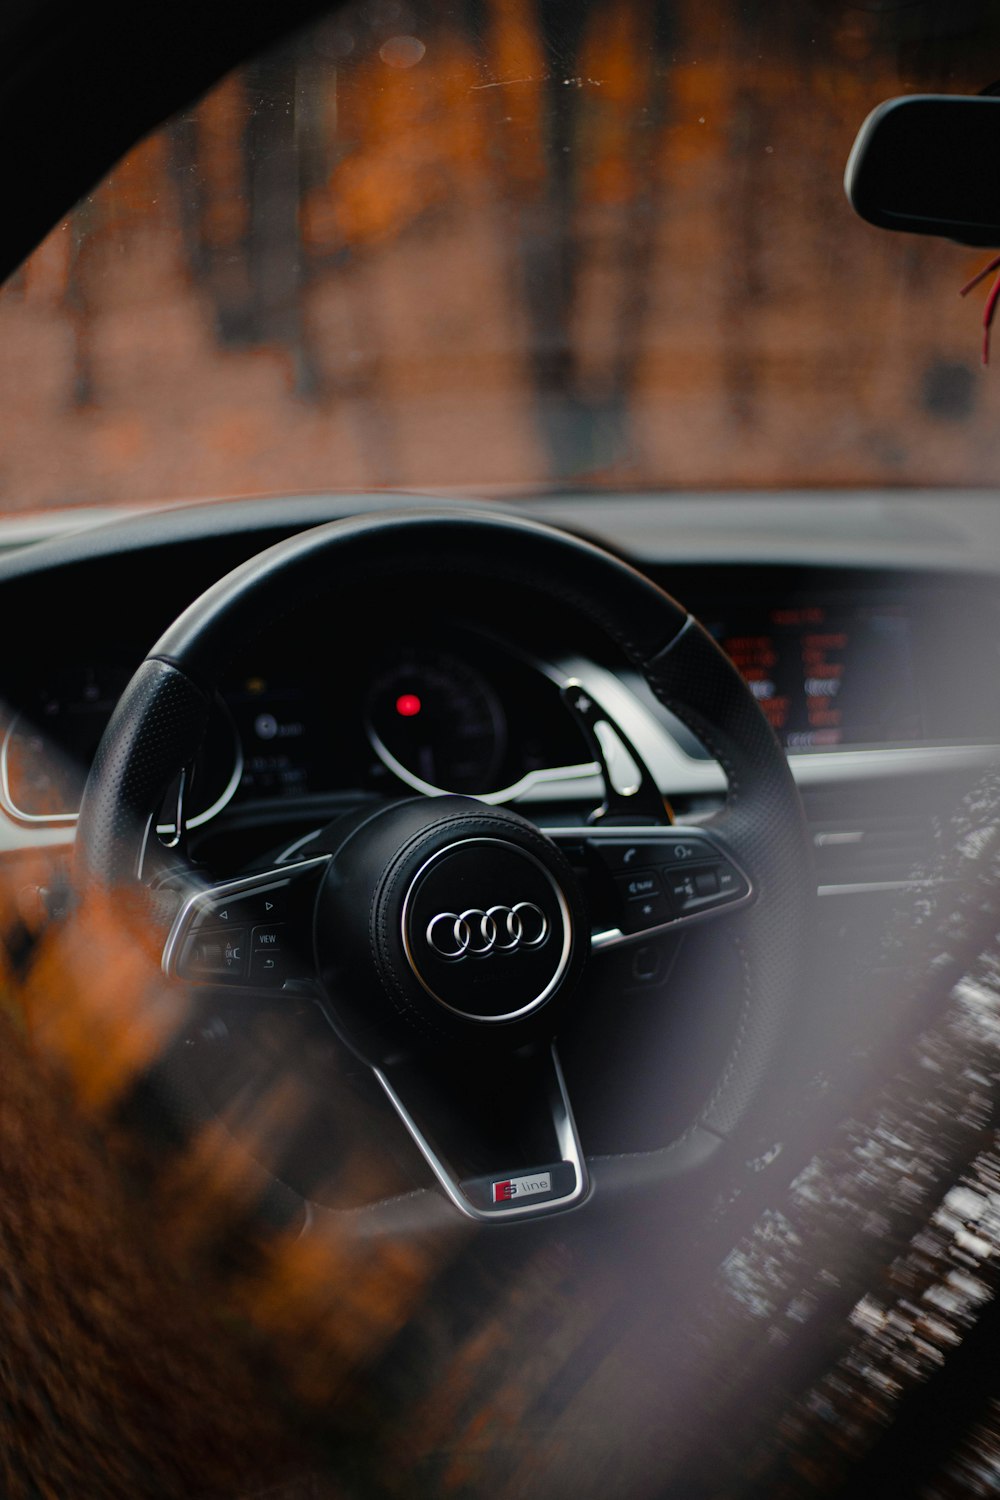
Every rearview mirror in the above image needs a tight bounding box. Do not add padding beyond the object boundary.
[846,94,1000,247]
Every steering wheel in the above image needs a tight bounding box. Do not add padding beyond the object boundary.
[76,509,812,1224]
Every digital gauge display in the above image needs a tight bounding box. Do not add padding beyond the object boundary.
[1,667,241,825]
[716,603,922,749]
[365,648,507,795]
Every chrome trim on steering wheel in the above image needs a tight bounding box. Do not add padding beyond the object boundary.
[374,1043,589,1222]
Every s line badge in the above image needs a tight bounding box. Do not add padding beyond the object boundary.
[492,1172,552,1203]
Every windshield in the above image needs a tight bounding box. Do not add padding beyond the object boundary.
[1,0,999,511]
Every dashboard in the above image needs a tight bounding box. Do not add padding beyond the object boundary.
[1,491,999,899]
[4,489,1000,1196]
[1,631,590,827]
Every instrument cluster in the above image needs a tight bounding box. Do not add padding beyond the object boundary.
[1,630,589,829]
[8,567,996,837]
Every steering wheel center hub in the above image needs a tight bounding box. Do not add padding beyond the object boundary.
[313,796,585,1055]
[400,837,572,1021]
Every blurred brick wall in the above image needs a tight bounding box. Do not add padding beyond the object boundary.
[1,0,1000,510]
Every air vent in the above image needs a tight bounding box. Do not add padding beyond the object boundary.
[807,812,939,886]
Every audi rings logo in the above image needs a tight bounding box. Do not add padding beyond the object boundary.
[425,903,549,960]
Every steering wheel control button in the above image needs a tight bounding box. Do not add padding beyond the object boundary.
[664,860,748,912]
[243,891,285,922]
[612,868,673,932]
[615,869,662,903]
[249,926,291,985]
[181,927,246,980]
[551,827,755,945]
[250,923,292,985]
[595,841,652,873]
[164,855,331,991]
[666,870,699,906]
[401,838,573,1022]
[663,840,708,864]
[622,892,673,933]
[210,888,287,924]
[715,862,746,897]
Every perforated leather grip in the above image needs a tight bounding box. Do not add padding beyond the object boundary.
[76,658,209,887]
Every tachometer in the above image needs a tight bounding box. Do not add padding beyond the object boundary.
[1,667,242,827]
[365,648,506,795]
[1,666,132,823]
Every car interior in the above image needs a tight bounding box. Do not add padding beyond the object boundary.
[5,2,1000,1497]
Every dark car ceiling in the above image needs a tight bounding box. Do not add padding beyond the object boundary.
[0,0,334,284]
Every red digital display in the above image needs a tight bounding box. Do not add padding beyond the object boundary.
[717,603,921,749]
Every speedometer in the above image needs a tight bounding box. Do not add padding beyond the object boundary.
[365,648,507,795]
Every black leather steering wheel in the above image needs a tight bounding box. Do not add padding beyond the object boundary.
[76,509,812,1223]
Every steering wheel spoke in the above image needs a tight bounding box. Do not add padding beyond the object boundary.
[161,854,330,996]
[375,1042,588,1221]
[544,823,754,952]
